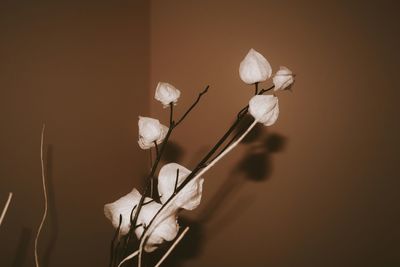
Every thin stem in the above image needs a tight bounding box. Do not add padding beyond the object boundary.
[255,82,259,95]
[174,169,179,194]
[175,85,209,127]
[0,192,13,227]
[109,214,123,267]
[138,119,259,265]
[169,103,174,125]
[117,250,139,267]
[35,124,48,267]
[154,227,190,267]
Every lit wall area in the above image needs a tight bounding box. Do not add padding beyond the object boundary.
[0,1,149,266]
[150,1,400,267]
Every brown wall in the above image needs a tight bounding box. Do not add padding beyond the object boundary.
[150,1,400,267]
[0,1,149,266]
[1,1,399,267]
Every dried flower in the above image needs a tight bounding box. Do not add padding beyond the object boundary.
[138,116,168,149]
[158,163,204,210]
[239,48,272,84]
[134,203,179,252]
[273,66,294,91]
[104,188,179,252]
[249,95,279,126]
[155,82,181,107]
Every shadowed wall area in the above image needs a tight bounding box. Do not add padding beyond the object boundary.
[150,1,400,267]
[0,1,149,266]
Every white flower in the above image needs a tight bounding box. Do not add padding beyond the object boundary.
[273,66,294,91]
[104,188,143,236]
[138,116,168,149]
[239,48,272,84]
[248,95,279,126]
[134,204,179,252]
[155,82,181,107]
[104,188,179,252]
[158,163,204,210]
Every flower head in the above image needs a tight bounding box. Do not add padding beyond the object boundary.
[158,163,204,210]
[104,188,179,252]
[138,116,168,149]
[155,82,181,107]
[239,48,272,84]
[249,95,279,126]
[273,66,294,91]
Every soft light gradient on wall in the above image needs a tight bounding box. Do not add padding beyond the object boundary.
[1,1,399,267]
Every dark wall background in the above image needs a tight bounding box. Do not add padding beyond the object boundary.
[150,1,400,267]
[0,1,149,266]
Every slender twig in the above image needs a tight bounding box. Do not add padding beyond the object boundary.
[34,124,47,267]
[169,103,174,125]
[110,215,123,267]
[255,82,259,95]
[117,249,139,267]
[0,192,13,227]
[154,227,190,267]
[174,85,209,127]
[174,169,179,194]
[138,119,259,267]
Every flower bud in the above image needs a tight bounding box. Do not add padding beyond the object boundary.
[138,116,168,149]
[239,48,272,84]
[155,82,181,107]
[158,163,204,210]
[248,95,279,126]
[273,66,294,91]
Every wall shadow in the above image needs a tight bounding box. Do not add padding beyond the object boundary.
[156,117,287,267]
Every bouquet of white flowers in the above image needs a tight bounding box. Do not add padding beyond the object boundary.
[103,48,295,267]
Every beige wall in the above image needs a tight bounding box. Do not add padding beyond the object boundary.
[0,1,149,266]
[150,1,400,266]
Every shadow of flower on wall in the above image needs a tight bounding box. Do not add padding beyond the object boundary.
[158,116,287,266]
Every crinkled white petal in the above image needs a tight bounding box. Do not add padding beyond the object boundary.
[158,163,204,210]
[273,66,294,91]
[105,188,179,252]
[104,188,142,236]
[155,82,181,107]
[134,202,179,252]
[138,117,168,149]
[239,48,272,84]
[249,95,279,126]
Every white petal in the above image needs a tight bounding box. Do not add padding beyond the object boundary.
[158,163,204,210]
[249,95,279,126]
[104,188,142,236]
[155,82,181,107]
[138,117,168,150]
[134,202,179,252]
[239,48,272,84]
[273,66,294,91]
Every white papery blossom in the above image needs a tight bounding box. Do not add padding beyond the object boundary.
[155,82,181,107]
[249,95,279,126]
[273,66,294,91]
[138,116,168,149]
[158,163,204,210]
[239,48,272,84]
[104,188,179,252]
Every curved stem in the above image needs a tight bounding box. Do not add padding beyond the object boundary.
[0,192,13,227]
[154,227,190,267]
[34,124,47,267]
[138,119,259,266]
